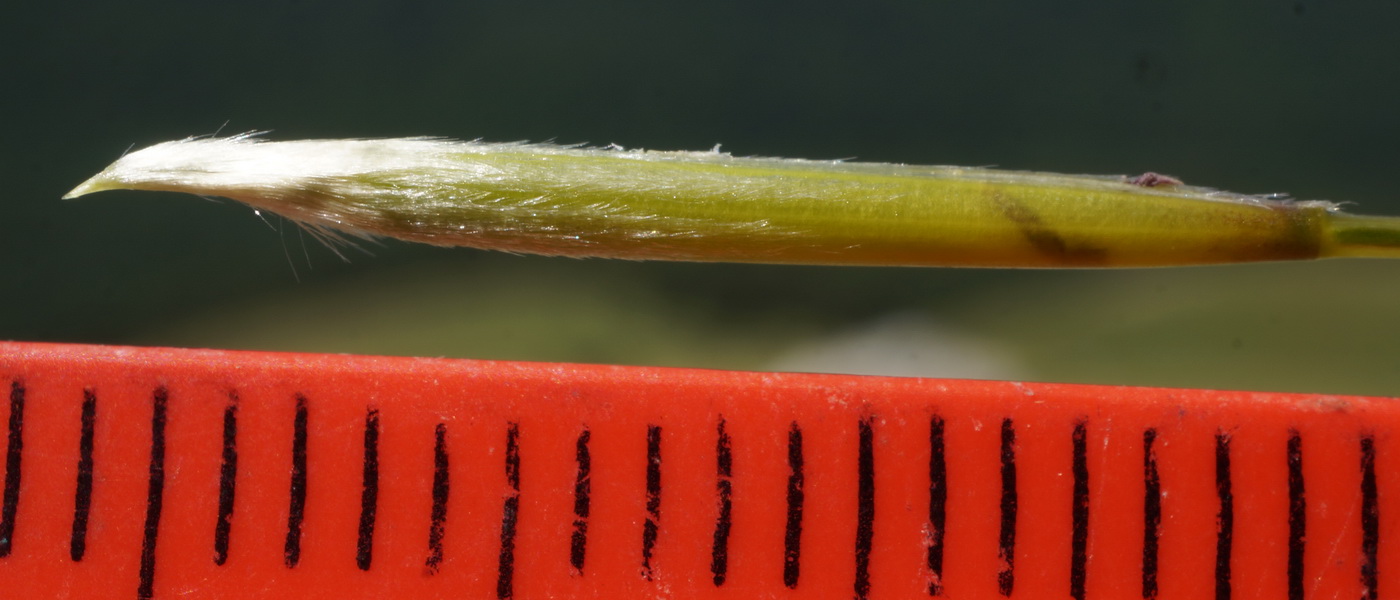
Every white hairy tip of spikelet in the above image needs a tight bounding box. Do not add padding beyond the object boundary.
[63,134,466,200]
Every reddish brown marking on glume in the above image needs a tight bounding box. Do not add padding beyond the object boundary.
[1126,172,1183,188]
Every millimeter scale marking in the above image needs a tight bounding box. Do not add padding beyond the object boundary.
[0,342,1396,599]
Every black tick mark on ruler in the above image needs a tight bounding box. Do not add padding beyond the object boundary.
[357,409,380,571]
[570,428,591,574]
[927,415,946,596]
[1214,431,1234,600]
[213,392,238,566]
[783,422,804,589]
[496,423,520,600]
[1070,420,1089,600]
[1286,431,1305,600]
[0,381,24,559]
[642,425,662,581]
[997,418,1017,597]
[1142,428,1161,600]
[1361,435,1379,600]
[70,389,97,562]
[285,395,308,568]
[854,417,875,600]
[711,418,732,587]
[425,423,449,575]
[137,387,168,600]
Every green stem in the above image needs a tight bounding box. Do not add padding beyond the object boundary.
[1323,212,1400,259]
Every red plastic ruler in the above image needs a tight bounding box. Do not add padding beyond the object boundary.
[0,341,1394,599]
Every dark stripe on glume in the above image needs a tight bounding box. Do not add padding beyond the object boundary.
[642,425,662,580]
[783,422,805,589]
[356,409,380,571]
[998,418,1017,597]
[213,393,238,566]
[570,428,591,573]
[854,417,875,600]
[496,423,520,600]
[425,423,449,575]
[1070,420,1089,600]
[711,418,732,586]
[70,389,97,562]
[989,191,1109,262]
[136,387,169,600]
[0,381,24,558]
[1361,435,1379,600]
[1214,431,1233,600]
[1141,428,1161,600]
[284,395,308,568]
[1286,431,1304,600]
[927,415,947,596]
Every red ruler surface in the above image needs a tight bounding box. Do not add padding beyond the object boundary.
[0,341,1395,599]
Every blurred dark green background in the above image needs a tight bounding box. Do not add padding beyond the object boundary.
[6,0,1400,394]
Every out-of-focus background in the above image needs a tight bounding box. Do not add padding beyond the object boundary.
[5,0,1400,395]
